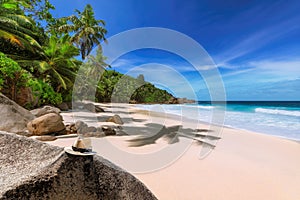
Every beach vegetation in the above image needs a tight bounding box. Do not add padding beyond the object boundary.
[0,52,29,101]
[31,34,81,92]
[0,0,46,61]
[96,70,174,103]
[0,0,177,107]
[27,78,62,107]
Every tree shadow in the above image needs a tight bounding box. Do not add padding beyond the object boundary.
[124,123,221,147]
[64,111,221,149]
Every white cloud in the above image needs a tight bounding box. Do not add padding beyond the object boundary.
[219,59,300,81]
[222,68,255,78]
[111,58,135,68]
[249,60,300,73]
[215,16,300,65]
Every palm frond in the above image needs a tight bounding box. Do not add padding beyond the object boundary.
[52,67,67,90]
[58,24,76,33]
[67,15,82,26]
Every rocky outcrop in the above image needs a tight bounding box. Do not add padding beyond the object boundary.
[176,98,196,104]
[30,106,61,117]
[0,131,157,200]
[167,97,196,104]
[27,113,65,136]
[0,94,34,135]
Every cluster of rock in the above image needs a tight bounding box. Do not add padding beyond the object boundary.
[129,97,196,104]
[0,131,157,200]
[0,94,157,199]
[72,120,119,138]
[0,94,126,142]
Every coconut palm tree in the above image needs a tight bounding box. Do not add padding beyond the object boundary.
[0,0,46,61]
[33,34,81,92]
[16,34,80,92]
[58,4,107,60]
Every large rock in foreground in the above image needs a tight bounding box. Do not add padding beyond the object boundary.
[27,113,65,136]
[0,131,156,200]
[0,94,34,135]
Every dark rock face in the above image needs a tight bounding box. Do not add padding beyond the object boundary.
[0,94,34,135]
[65,123,77,135]
[15,87,34,107]
[102,126,116,136]
[57,102,69,111]
[0,131,157,200]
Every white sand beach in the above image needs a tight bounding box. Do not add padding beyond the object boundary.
[47,103,300,200]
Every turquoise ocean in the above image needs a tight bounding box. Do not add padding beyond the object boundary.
[136,101,300,141]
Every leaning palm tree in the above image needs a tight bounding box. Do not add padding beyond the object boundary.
[41,34,81,92]
[31,34,81,92]
[0,0,46,61]
[58,4,107,60]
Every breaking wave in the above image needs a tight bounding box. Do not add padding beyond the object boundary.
[255,108,300,117]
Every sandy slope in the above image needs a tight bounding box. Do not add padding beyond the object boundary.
[47,103,300,200]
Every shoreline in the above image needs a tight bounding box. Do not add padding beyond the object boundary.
[133,103,300,142]
[47,103,300,199]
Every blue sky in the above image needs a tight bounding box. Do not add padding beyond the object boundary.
[51,0,300,100]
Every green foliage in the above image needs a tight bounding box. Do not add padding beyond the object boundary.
[97,70,123,102]
[133,83,173,103]
[16,34,81,95]
[36,34,81,91]
[0,52,29,101]
[0,2,110,107]
[0,52,21,80]
[96,70,174,103]
[0,0,47,61]
[27,78,62,106]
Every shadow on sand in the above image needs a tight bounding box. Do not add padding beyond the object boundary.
[68,110,221,148]
[123,123,221,148]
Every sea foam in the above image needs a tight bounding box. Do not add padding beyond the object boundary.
[255,108,300,117]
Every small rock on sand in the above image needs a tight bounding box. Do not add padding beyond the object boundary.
[106,114,124,125]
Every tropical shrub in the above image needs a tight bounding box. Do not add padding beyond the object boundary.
[27,78,62,107]
[0,52,29,101]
